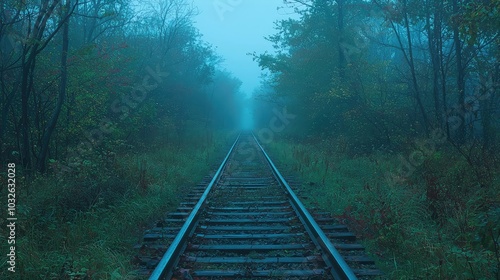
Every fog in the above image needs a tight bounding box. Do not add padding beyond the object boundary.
[1,1,499,279]
[192,0,295,96]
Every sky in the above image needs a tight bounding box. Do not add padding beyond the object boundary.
[191,0,296,96]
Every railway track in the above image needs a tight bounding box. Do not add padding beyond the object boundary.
[134,133,382,279]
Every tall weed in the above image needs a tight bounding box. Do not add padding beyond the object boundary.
[266,138,500,279]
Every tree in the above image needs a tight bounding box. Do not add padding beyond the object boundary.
[38,0,76,172]
[16,0,75,169]
[373,0,430,135]
[452,0,466,144]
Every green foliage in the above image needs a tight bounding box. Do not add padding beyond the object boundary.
[255,0,500,278]
[0,132,230,279]
[0,0,244,172]
[266,137,500,279]
[254,1,422,152]
[460,0,500,44]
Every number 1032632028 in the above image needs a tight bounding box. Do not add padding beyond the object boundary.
[7,163,16,217]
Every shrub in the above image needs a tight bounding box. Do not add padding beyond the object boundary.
[266,137,500,279]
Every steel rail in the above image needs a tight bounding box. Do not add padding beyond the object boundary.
[252,133,358,280]
[149,133,241,280]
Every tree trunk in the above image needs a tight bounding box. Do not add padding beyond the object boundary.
[38,0,71,172]
[482,62,499,151]
[427,0,442,128]
[20,53,34,169]
[337,0,346,80]
[438,0,449,139]
[403,0,430,136]
[19,0,61,170]
[452,0,466,144]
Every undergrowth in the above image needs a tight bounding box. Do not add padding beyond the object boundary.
[0,130,234,279]
[266,138,500,279]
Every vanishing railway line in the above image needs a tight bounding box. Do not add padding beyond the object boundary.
[134,133,382,279]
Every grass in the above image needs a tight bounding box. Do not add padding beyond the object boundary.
[265,138,500,279]
[0,130,235,279]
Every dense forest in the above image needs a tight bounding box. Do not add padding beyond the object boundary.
[1,0,242,278]
[0,0,499,279]
[253,0,500,278]
[0,0,244,173]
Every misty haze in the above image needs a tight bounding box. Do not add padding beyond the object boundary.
[0,0,499,279]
